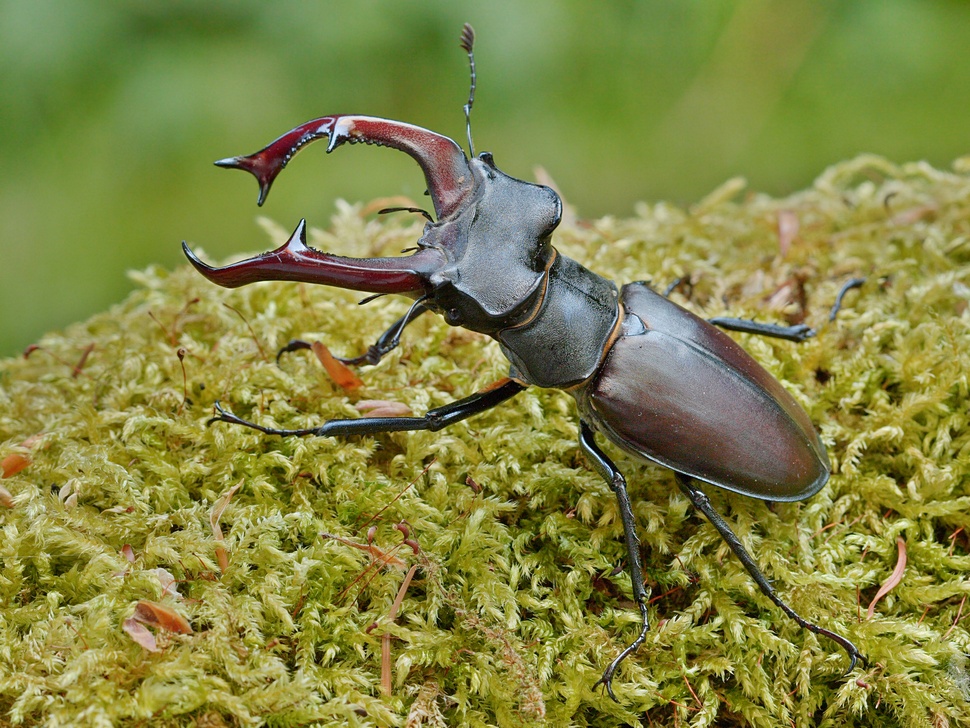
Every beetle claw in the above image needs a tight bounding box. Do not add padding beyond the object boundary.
[593,672,620,703]
[835,636,866,677]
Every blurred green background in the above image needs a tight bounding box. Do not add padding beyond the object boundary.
[2,0,969,357]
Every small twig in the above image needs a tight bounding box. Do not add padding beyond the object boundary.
[222,303,268,361]
[72,343,95,378]
[648,585,684,605]
[823,514,865,546]
[682,672,703,709]
[24,344,93,379]
[176,348,188,414]
[381,563,420,695]
[357,459,436,533]
[148,298,200,346]
[948,527,965,557]
[942,594,968,640]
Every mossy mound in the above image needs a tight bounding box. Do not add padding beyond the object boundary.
[2,156,970,727]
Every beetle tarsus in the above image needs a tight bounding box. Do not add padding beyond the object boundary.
[277,301,430,367]
[580,422,652,701]
[675,474,864,674]
[829,277,865,321]
[593,600,650,702]
[345,299,428,365]
[207,400,318,436]
[662,277,690,299]
[276,339,313,365]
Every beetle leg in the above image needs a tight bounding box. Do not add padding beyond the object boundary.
[828,277,865,321]
[707,317,816,342]
[675,474,863,674]
[662,278,818,341]
[340,300,430,365]
[277,302,430,367]
[579,422,650,702]
[208,378,526,438]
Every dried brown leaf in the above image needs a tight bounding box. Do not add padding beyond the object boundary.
[868,536,907,619]
[311,341,364,390]
[321,532,408,571]
[356,400,413,418]
[131,600,192,634]
[211,482,242,572]
[122,617,160,652]
[777,209,800,257]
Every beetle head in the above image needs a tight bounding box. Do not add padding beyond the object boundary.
[420,152,562,333]
[184,23,564,334]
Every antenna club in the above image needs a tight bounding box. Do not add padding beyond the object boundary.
[460,23,475,53]
[460,23,478,158]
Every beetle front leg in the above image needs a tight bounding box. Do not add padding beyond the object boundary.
[277,301,430,367]
[209,378,527,438]
[341,300,429,365]
[579,422,650,702]
[675,474,863,673]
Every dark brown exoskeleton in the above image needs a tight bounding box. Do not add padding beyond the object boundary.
[183,24,862,699]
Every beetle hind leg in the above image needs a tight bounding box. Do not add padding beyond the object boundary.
[675,474,863,674]
[579,422,650,702]
[207,378,526,439]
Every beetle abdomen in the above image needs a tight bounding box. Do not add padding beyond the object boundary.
[578,282,830,501]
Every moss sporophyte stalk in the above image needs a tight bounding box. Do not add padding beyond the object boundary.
[2,156,970,726]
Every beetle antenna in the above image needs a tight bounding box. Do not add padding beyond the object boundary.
[460,23,477,158]
[357,292,387,306]
[377,206,434,222]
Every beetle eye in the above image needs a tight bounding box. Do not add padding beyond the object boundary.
[538,189,562,237]
[549,195,562,232]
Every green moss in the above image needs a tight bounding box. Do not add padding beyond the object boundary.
[3,157,970,726]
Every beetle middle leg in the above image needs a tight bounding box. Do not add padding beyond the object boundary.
[209,377,526,438]
[579,422,650,702]
[664,276,866,343]
[675,474,863,673]
[707,317,816,342]
[703,277,867,341]
[660,278,814,340]
[277,301,430,367]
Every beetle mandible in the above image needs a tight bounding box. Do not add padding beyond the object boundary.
[183,24,862,699]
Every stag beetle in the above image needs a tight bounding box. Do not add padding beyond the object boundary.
[184,24,862,699]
